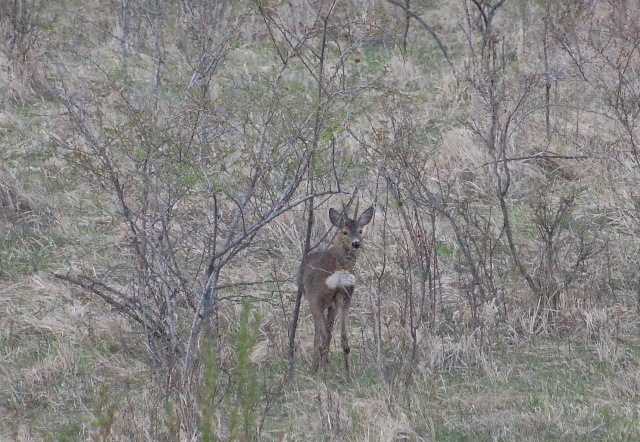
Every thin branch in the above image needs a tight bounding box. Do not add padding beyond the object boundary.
[386,0,457,77]
[53,272,158,332]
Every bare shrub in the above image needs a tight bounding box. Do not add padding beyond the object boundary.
[0,0,52,101]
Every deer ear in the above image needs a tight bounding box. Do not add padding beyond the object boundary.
[329,208,343,227]
[358,206,374,227]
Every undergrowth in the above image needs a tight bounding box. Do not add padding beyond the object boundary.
[2,0,640,440]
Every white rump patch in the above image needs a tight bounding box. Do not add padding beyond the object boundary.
[325,270,356,289]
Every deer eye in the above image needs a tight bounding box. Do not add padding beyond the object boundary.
[342,230,348,235]
[359,230,363,234]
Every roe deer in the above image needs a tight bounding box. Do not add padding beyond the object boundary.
[302,204,374,376]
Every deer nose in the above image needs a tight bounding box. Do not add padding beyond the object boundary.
[352,240,360,249]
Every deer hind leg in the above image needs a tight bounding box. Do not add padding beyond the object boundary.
[311,299,337,372]
[337,289,352,377]
[311,304,329,373]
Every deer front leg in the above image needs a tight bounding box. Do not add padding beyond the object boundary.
[337,290,352,378]
[323,299,339,365]
[311,305,330,373]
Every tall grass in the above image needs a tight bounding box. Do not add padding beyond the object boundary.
[2,0,640,440]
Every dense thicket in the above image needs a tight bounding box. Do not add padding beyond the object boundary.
[3,1,640,439]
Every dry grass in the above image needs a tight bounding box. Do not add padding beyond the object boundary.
[0,273,150,440]
[2,199,639,440]
[272,309,640,440]
[2,0,640,440]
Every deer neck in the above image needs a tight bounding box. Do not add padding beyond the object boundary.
[330,243,359,271]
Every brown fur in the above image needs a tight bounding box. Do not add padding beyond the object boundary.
[302,206,374,376]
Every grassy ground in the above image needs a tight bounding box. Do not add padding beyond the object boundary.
[2,269,639,440]
[2,1,640,440]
